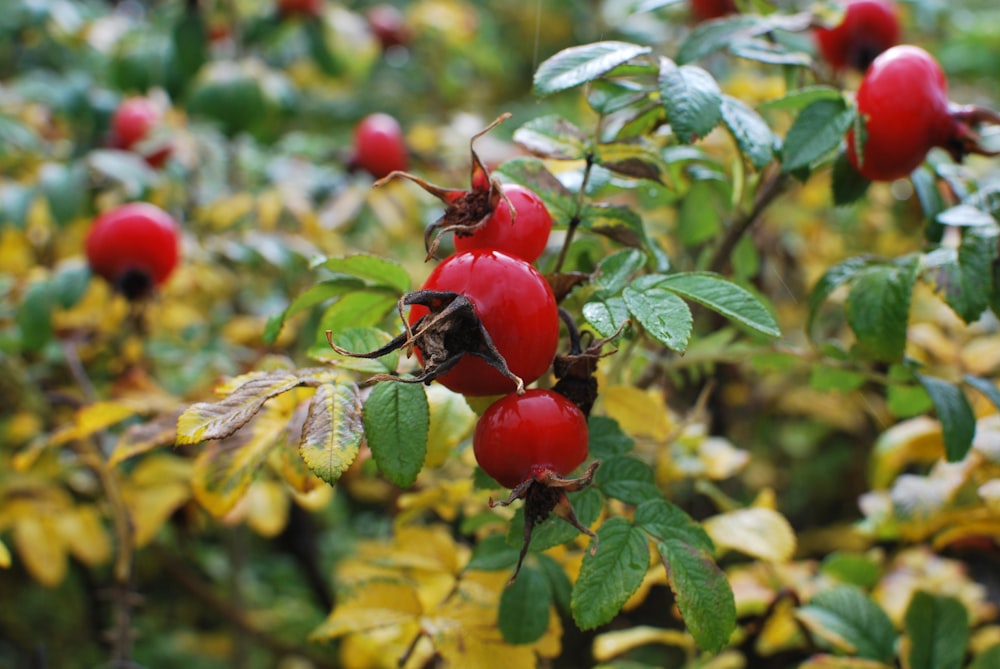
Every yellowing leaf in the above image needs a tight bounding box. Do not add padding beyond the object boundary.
[192,430,277,518]
[13,514,67,586]
[238,480,290,538]
[299,382,364,486]
[396,479,474,525]
[58,505,111,566]
[755,596,805,656]
[424,385,476,468]
[704,508,797,562]
[310,581,423,640]
[601,385,673,440]
[0,538,10,568]
[593,625,694,662]
[50,400,138,446]
[176,373,301,445]
[870,417,943,489]
[797,656,893,669]
[109,409,182,467]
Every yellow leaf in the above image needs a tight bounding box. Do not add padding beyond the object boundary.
[256,189,284,230]
[755,596,804,656]
[310,581,423,640]
[0,538,10,568]
[239,480,290,538]
[797,656,893,669]
[424,385,476,468]
[593,625,693,662]
[50,400,138,446]
[58,504,111,566]
[600,385,673,440]
[396,479,474,525]
[870,416,944,489]
[704,507,797,562]
[127,481,190,548]
[192,431,276,518]
[14,514,67,586]
[109,409,182,467]
[176,372,301,445]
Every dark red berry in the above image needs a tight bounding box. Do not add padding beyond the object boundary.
[110,97,172,168]
[85,202,180,300]
[366,4,410,50]
[350,112,409,180]
[815,0,900,72]
[278,0,322,18]
[847,45,953,181]
[474,389,589,489]
[690,0,737,22]
[452,183,552,263]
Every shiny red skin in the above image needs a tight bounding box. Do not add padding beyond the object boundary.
[453,184,553,263]
[847,45,953,181]
[278,0,321,17]
[351,113,409,179]
[815,0,900,72]
[111,97,171,168]
[408,249,559,396]
[690,0,737,22]
[474,389,589,489]
[85,202,180,292]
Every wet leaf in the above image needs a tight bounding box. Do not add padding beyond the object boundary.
[659,63,723,143]
[624,275,693,352]
[571,517,650,630]
[534,41,652,96]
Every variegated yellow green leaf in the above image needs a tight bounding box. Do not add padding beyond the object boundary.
[299,382,364,486]
[109,409,182,467]
[176,372,301,445]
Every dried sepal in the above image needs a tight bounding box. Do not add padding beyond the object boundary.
[552,309,630,417]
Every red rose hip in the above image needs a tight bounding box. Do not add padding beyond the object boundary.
[350,112,409,179]
[110,97,172,168]
[815,0,900,72]
[452,183,552,263]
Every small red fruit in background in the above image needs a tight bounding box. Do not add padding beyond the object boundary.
[452,183,552,263]
[408,249,559,396]
[278,0,322,18]
[349,112,409,180]
[85,202,181,301]
[366,4,410,50]
[690,0,737,22]
[474,389,589,489]
[846,45,952,181]
[815,0,900,73]
[110,97,172,168]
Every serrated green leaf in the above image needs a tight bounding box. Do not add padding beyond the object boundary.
[583,294,631,338]
[0,183,35,228]
[903,591,969,669]
[914,373,976,462]
[595,141,666,181]
[51,263,90,309]
[299,382,364,486]
[729,38,812,66]
[659,272,780,337]
[796,586,897,663]
[595,249,647,294]
[588,416,636,460]
[832,150,871,206]
[513,115,590,160]
[658,539,735,653]
[659,64,723,143]
[759,85,843,111]
[932,228,998,324]
[533,41,652,96]
[264,278,365,344]
[807,256,878,337]
[363,382,428,488]
[781,98,855,172]
[596,456,661,504]
[635,499,714,554]
[536,553,573,617]
[315,254,410,294]
[581,202,648,248]
[506,486,603,552]
[586,79,651,116]
[720,95,775,169]
[845,259,918,362]
[499,562,552,645]
[624,275,693,352]
[176,373,302,444]
[39,161,87,225]
[571,517,650,630]
[677,15,761,64]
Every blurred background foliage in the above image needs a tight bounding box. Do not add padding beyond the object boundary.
[1,0,1000,667]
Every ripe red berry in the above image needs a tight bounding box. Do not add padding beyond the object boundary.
[366,4,410,50]
[408,249,559,396]
[110,97,172,168]
[474,389,589,489]
[278,0,322,18]
[85,202,181,300]
[690,0,737,22]
[350,112,409,180]
[815,0,900,72]
[452,184,552,263]
[846,45,954,181]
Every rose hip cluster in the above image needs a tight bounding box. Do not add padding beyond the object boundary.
[334,115,605,580]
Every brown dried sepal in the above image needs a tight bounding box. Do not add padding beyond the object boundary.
[490,460,600,584]
[552,309,630,417]
[945,104,1000,163]
[373,113,515,260]
[326,289,524,393]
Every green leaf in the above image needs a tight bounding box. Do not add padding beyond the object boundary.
[506,486,603,552]
[781,98,855,172]
[264,278,365,344]
[903,591,969,669]
[678,180,722,246]
[820,552,882,589]
[586,79,651,116]
[932,228,998,324]
[596,456,661,504]
[594,249,647,294]
[914,373,976,462]
[533,41,652,96]
[583,294,631,339]
[363,382,429,488]
[588,416,636,460]
[658,539,736,653]
[16,280,54,352]
[807,256,878,337]
[581,202,649,248]
[0,183,35,229]
[499,562,552,645]
[809,365,867,393]
[623,275,694,352]
[317,290,399,339]
[729,38,812,67]
[659,63,723,143]
[537,553,573,618]
[969,644,1000,669]
[51,263,90,310]
[39,162,87,225]
[635,498,714,554]
[467,533,520,571]
[312,327,400,373]
[796,585,897,663]
[963,374,1000,413]
[832,150,871,206]
[659,272,780,337]
[937,204,997,227]
[595,141,667,181]
[759,86,843,112]
[720,95,775,169]
[315,254,410,294]
[571,517,650,630]
[298,382,364,486]
[677,15,761,64]
[513,115,591,160]
[845,259,918,362]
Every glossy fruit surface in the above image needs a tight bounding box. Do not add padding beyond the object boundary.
[815,0,900,72]
[110,97,171,167]
[846,45,953,181]
[350,112,409,179]
[452,184,552,263]
[690,0,736,21]
[408,249,559,396]
[474,389,589,489]
[85,202,180,299]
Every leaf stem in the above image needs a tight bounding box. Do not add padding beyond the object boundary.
[707,165,790,274]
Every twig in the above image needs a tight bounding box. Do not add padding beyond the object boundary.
[707,166,791,275]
